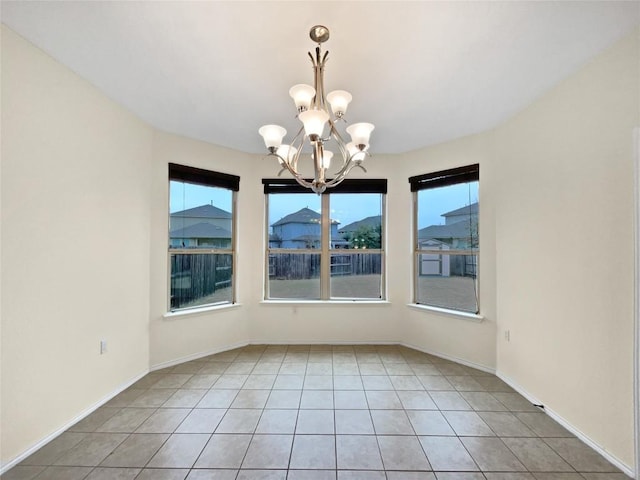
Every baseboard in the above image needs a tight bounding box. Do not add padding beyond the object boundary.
[248,339,401,346]
[496,370,635,478]
[401,341,496,374]
[150,340,251,371]
[0,369,148,475]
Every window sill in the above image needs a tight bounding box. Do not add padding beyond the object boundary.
[407,303,484,323]
[164,303,242,319]
[261,300,391,306]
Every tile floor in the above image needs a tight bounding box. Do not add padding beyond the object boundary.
[2,344,628,480]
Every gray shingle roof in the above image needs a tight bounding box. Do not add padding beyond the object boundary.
[171,204,231,219]
[338,215,381,234]
[272,207,338,226]
[441,202,478,217]
[418,219,474,241]
[170,222,232,239]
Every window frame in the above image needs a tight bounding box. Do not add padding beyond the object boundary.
[263,178,387,301]
[168,163,239,313]
[409,164,480,314]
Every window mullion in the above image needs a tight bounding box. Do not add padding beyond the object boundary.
[413,191,419,304]
[321,194,331,300]
[264,193,271,299]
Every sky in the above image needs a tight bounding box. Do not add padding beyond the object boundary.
[170,180,478,230]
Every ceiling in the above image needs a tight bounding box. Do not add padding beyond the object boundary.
[2,1,639,154]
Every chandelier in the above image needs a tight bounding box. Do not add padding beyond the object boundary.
[259,25,374,194]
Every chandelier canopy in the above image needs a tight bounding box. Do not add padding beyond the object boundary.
[259,25,374,194]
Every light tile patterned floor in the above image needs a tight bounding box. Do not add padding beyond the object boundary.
[2,345,627,480]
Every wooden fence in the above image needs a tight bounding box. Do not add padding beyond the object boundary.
[170,253,232,309]
[269,252,381,280]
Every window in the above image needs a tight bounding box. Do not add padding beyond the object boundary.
[264,179,386,300]
[410,165,479,314]
[169,163,239,311]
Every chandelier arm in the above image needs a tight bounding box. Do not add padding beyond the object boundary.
[270,151,314,189]
[312,45,329,111]
[289,126,306,172]
[313,140,325,187]
[290,127,306,173]
[327,119,349,168]
[324,151,372,188]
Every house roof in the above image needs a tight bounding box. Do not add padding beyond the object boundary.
[418,219,474,241]
[442,202,478,217]
[171,204,231,219]
[170,222,232,239]
[272,207,339,227]
[338,215,382,234]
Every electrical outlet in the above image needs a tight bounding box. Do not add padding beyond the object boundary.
[504,330,510,342]
[100,340,107,354]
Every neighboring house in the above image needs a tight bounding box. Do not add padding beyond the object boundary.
[338,215,381,235]
[417,202,478,250]
[271,207,341,249]
[442,202,478,225]
[417,202,478,277]
[170,204,232,248]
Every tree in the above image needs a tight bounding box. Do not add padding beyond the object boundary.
[343,224,381,249]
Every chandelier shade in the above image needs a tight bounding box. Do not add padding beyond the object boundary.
[347,142,367,162]
[299,109,330,139]
[289,84,316,112]
[346,122,375,147]
[326,90,352,118]
[258,25,374,194]
[258,125,287,149]
[276,144,298,165]
[321,150,333,169]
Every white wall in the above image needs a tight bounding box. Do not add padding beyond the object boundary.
[493,29,639,468]
[400,133,498,370]
[149,132,254,367]
[1,26,153,466]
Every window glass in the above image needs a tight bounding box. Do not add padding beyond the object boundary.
[330,193,383,299]
[267,193,321,299]
[265,181,386,301]
[413,171,478,313]
[268,193,321,249]
[169,173,236,311]
[170,253,233,308]
[330,252,382,298]
[267,253,321,299]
